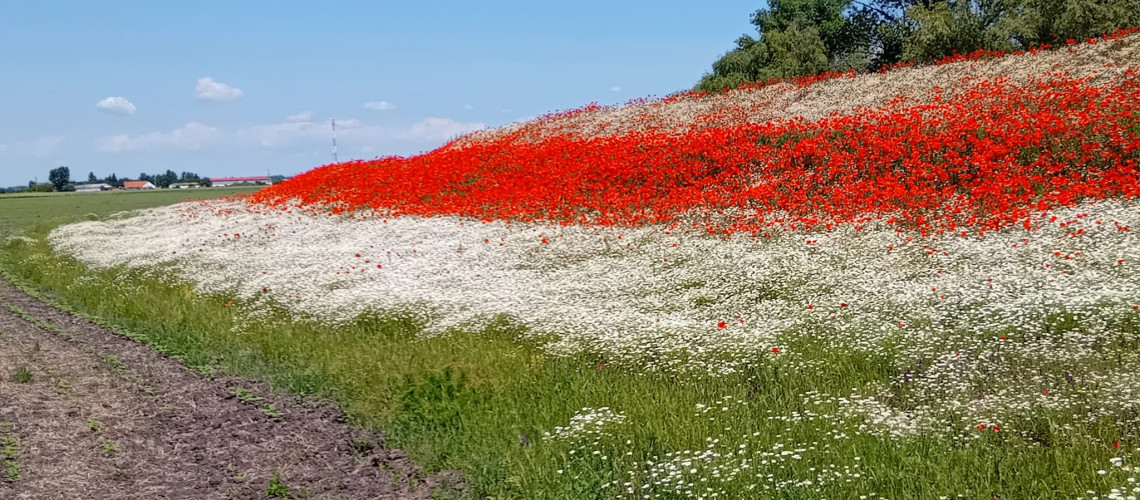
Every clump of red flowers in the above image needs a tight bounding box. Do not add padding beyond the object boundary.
[252,29,1140,236]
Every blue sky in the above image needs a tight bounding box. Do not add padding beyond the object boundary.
[0,1,758,187]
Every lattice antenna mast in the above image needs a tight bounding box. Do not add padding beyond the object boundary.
[331,118,339,163]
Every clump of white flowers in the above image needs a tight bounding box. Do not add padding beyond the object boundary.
[544,407,627,442]
[1080,453,1139,500]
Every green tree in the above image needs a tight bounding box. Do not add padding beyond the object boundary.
[698,0,1140,92]
[179,171,201,182]
[902,0,1017,61]
[87,171,97,183]
[1005,0,1140,46]
[48,166,71,192]
[902,0,1140,61]
[697,0,881,91]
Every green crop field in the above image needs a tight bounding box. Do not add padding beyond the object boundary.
[0,187,260,235]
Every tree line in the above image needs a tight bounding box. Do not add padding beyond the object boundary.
[697,0,1140,91]
[0,166,211,193]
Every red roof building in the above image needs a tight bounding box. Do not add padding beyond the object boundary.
[123,180,156,190]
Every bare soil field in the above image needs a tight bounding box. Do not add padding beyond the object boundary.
[0,277,463,500]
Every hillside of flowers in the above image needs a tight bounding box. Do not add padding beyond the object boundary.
[251,28,1140,235]
[36,29,1140,498]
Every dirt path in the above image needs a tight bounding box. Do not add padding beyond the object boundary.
[0,279,463,500]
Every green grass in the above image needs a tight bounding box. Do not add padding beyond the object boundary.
[266,472,294,498]
[10,367,31,383]
[0,187,1133,499]
[0,187,259,235]
[2,435,19,483]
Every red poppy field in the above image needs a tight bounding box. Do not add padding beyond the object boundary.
[254,28,1140,237]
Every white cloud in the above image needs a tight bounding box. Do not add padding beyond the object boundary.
[286,112,313,123]
[97,122,218,152]
[364,101,395,111]
[238,116,483,150]
[402,117,485,141]
[195,77,244,102]
[240,120,324,148]
[96,96,137,116]
[333,118,363,129]
[610,86,622,92]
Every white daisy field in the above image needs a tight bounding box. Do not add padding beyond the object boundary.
[41,197,1140,498]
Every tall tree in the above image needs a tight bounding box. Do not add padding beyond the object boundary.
[901,0,1016,61]
[153,169,179,188]
[48,166,71,192]
[698,0,877,91]
[698,0,1140,91]
[179,171,200,182]
[88,171,98,183]
[1006,0,1140,47]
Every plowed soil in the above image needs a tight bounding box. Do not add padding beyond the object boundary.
[0,278,463,499]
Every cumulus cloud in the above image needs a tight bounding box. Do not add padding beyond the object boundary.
[97,122,218,152]
[610,86,622,92]
[286,112,313,123]
[195,77,244,102]
[240,119,324,148]
[401,117,485,141]
[238,116,483,150]
[364,101,395,111]
[96,96,137,116]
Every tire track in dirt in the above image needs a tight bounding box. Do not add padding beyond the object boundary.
[0,278,463,499]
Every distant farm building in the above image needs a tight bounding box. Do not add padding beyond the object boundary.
[123,181,156,190]
[75,183,112,192]
[169,182,200,189]
[210,176,272,187]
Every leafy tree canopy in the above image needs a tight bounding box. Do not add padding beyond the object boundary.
[698,0,1140,92]
[48,166,71,192]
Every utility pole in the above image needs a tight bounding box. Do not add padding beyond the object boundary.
[331,119,338,163]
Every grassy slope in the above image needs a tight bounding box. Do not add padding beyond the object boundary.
[0,192,1129,498]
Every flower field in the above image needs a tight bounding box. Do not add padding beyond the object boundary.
[33,29,1140,498]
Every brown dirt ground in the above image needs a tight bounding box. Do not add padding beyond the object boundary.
[0,278,464,499]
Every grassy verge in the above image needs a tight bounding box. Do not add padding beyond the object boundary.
[0,197,1134,498]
